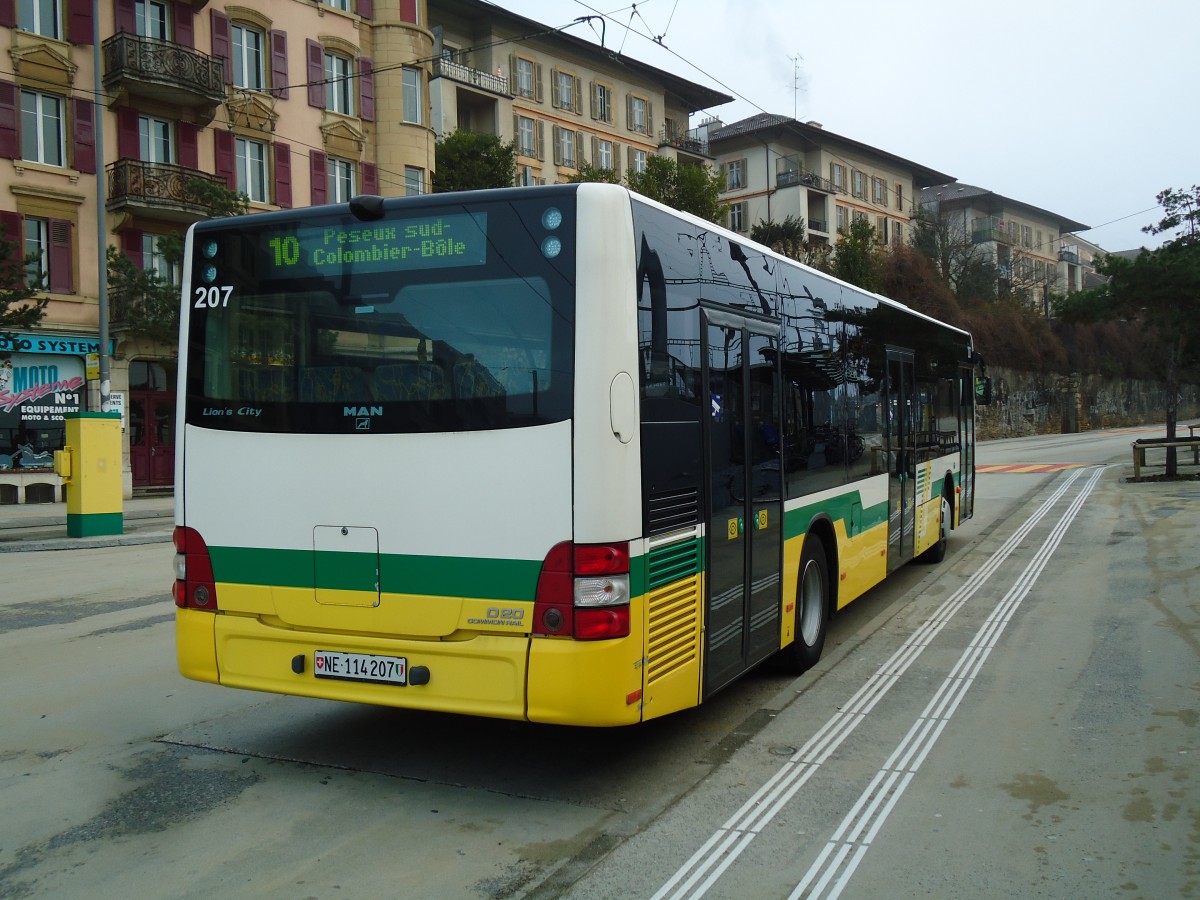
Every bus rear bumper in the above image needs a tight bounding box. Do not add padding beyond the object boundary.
[205,613,531,721]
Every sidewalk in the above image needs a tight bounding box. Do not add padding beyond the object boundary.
[0,494,175,552]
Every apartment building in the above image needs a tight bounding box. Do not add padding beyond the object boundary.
[921,183,1089,313]
[0,0,729,502]
[706,113,954,248]
[428,0,730,185]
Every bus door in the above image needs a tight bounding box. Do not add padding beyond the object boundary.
[958,365,976,521]
[701,309,783,696]
[885,348,917,572]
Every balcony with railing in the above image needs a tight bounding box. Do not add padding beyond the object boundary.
[432,58,510,96]
[776,155,835,192]
[107,160,228,223]
[102,33,226,120]
[1058,248,1079,264]
[972,225,1012,245]
[659,126,709,157]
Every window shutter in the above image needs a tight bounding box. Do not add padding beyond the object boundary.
[536,120,544,161]
[270,30,289,99]
[121,229,142,269]
[173,2,193,48]
[626,94,633,130]
[512,113,521,153]
[591,135,598,164]
[0,211,20,244]
[310,150,327,205]
[550,69,560,108]
[306,40,325,108]
[178,123,198,168]
[508,55,517,95]
[48,219,73,293]
[399,0,416,22]
[0,0,14,29]
[573,76,582,114]
[552,125,561,165]
[575,131,584,167]
[613,143,621,174]
[356,0,373,19]
[590,82,597,120]
[534,63,543,103]
[71,98,95,174]
[358,57,375,121]
[114,0,135,33]
[647,101,654,136]
[0,81,17,159]
[117,106,139,159]
[274,142,291,208]
[210,10,231,84]
[68,0,92,45]
[213,130,234,189]
[361,161,377,195]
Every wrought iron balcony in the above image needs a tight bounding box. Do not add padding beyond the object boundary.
[103,33,226,121]
[1058,248,1079,264]
[106,160,229,223]
[659,128,709,156]
[431,58,509,95]
[807,219,828,233]
[776,162,835,193]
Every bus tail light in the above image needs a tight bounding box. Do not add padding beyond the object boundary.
[534,541,630,640]
[173,526,220,611]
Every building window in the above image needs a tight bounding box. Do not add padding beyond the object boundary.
[235,137,268,203]
[831,163,846,192]
[554,69,578,113]
[404,166,424,196]
[139,116,172,164]
[19,0,61,39]
[851,170,865,199]
[1022,224,1032,248]
[324,0,350,10]
[517,115,536,157]
[872,177,887,206]
[519,164,539,186]
[325,52,354,115]
[20,90,64,166]
[629,96,647,134]
[328,157,355,202]
[726,158,745,190]
[516,58,535,99]
[632,149,647,174]
[232,24,265,91]
[895,183,904,213]
[594,83,614,123]
[557,127,576,168]
[402,66,422,124]
[852,209,867,223]
[24,217,48,287]
[143,234,179,285]
[135,0,169,39]
[596,139,613,170]
[729,202,746,233]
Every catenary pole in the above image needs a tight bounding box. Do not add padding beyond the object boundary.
[93,0,110,411]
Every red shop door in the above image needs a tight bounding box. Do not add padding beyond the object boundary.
[129,392,175,487]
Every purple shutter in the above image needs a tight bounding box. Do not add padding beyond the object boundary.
[48,219,73,293]
[0,82,18,159]
[270,30,289,99]
[72,98,96,174]
[274,142,291,208]
[0,210,20,244]
[68,0,93,44]
[117,107,139,159]
[358,58,375,122]
[306,40,324,108]
[121,229,143,269]
[114,0,135,34]
[399,0,416,23]
[356,0,373,19]
[178,123,198,169]
[310,150,327,206]
[214,130,234,189]
[361,162,377,195]
[210,10,231,83]
[174,3,194,48]
[0,0,14,29]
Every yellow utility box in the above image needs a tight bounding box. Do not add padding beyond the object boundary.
[54,412,123,537]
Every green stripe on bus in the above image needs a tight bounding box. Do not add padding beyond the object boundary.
[208,545,647,600]
[783,489,889,539]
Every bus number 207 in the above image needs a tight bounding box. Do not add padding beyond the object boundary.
[194,286,233,309]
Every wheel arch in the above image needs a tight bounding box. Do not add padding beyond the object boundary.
[801,514,839,615]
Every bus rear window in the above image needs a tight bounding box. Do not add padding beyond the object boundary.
[184,196,575,434]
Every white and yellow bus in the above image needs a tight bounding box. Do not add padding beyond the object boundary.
[173,183,984,726]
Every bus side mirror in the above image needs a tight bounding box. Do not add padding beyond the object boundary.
[975,377,992,406]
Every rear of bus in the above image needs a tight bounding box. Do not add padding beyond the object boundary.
[174,184,649,726]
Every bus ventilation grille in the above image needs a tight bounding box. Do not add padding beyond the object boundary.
[647,488,699,536]
[646,537,701,685]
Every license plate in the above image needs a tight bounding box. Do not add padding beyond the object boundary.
[314,650,407,685]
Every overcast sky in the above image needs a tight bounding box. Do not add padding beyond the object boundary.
[498,0,1196,251]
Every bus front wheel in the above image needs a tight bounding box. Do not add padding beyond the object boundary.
[776,533,830,674]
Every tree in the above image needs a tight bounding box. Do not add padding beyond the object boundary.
[433,130,517,193]
[108,178,249,346]
[829,217,886,294]
[1058,186,1200,474]
[625,156,728,224]
[0,226,48,341]
[751,216,806,260]
[910,206,997,303]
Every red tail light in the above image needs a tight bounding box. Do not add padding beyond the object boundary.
[173,526,220,611]
[533,541,630,640]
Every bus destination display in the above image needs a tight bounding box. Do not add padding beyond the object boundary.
[260,212,488,277]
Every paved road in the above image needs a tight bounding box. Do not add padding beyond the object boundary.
[0,426,1195,898]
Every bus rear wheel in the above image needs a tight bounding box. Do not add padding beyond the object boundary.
[776,533,830,674]
[919,492,951,564]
